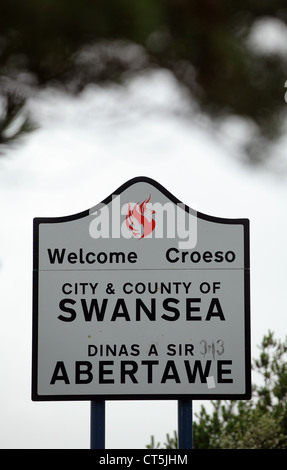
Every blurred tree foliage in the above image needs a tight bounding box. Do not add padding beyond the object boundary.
[1,1,287,161]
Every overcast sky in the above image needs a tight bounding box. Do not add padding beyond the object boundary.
[0,70,286,448]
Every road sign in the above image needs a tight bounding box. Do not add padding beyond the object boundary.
[32,176,251,401]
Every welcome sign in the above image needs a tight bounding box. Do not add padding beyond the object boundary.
[32,177,251,400]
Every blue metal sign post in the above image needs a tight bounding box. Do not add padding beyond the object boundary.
[90,400,105,449]
[178,399,193,449]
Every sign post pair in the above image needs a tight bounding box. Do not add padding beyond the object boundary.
[32,176,251,448]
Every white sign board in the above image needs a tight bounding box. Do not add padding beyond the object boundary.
[32,177,251,400]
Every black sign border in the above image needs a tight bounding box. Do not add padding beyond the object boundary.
[32,176,251,401]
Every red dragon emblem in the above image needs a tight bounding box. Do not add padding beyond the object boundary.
[125,195,156,239]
